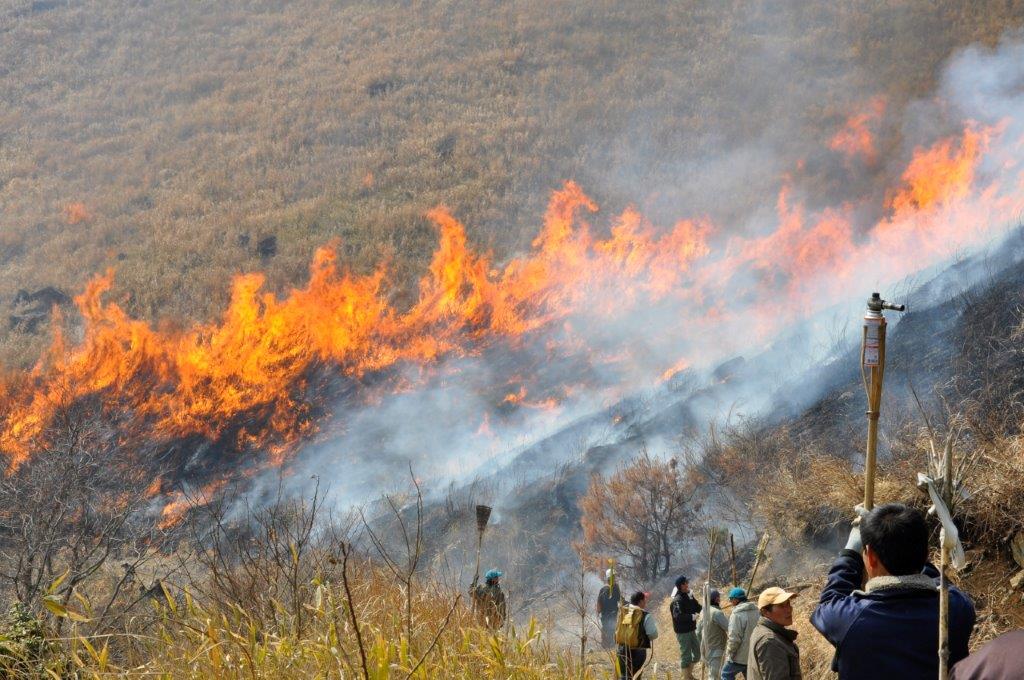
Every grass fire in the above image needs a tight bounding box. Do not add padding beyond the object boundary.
[1,2,1024,678]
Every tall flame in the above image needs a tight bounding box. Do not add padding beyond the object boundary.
[1,119,1021,511]
[0,182,712,469]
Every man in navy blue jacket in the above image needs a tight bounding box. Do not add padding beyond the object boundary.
[811,503,975,679]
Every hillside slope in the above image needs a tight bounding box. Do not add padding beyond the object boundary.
[2,0,1024,366]
[419,231,1024,662]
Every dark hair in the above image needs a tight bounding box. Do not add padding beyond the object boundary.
[860,503,929,575]
[630,591,646,605]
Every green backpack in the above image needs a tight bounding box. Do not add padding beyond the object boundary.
[614,603,645,648]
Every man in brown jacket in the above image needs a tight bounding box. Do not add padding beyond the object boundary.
[748,587,801,680]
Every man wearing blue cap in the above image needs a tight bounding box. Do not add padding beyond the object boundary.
[723,587,757,680]
[471,568,507,629]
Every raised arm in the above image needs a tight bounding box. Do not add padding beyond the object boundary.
[810,548,866,646]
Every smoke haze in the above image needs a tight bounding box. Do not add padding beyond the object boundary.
[280,32,1024,510]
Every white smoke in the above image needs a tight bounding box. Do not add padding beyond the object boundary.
[262,33,1024,519]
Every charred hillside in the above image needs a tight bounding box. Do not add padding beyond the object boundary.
[431,228,1024,608]
[789,226,1024,457]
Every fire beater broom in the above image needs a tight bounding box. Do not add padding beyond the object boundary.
[471,504,492,613]
[860,293,905,510]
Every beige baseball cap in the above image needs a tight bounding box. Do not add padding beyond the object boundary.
[757,586,797,609]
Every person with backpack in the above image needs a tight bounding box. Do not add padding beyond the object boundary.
[670,575,702,678]
[722,587,758,680]
[597,568,623,649]
[696,589,729,680]
[470,568,507,629]
[810,503,976,679]
[615,590,659,679]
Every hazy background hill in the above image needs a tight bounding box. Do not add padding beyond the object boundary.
[2,0,1024,367]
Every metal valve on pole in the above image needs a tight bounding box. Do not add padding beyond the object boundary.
[860,293,905,510]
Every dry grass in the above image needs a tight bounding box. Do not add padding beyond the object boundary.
[2,0,1024,367]
[730,422,1024,674]
[20,562,609,678]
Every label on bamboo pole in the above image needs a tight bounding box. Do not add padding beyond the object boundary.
[864,317,883,367]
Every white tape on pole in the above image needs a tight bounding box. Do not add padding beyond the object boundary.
[917,473,966,570]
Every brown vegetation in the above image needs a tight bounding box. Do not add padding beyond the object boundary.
[579,452,702,582]
[696,408,1024,674]
[2,0,1024,368]
[0,469,615,678]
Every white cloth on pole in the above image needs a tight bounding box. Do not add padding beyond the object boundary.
[917,472,966,570]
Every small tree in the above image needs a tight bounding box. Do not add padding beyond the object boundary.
[0,398,162,630]
[579,453,702,582]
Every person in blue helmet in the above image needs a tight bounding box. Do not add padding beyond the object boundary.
[471,568,507,629]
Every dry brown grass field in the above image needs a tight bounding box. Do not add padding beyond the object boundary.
[3,4,1024,676]
[2,0,1024,367]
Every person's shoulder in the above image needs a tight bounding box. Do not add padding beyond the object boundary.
[949,586,975,609]
[751,629,774,653]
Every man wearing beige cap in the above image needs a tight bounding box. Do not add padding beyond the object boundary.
[747,587,801,680]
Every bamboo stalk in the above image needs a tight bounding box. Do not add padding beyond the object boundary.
[939,542,950,680]
[708,528,720,583]
[862,320,886,511]
[746,532,770,594]
[730,533,737,586]
[701,529,721,666]
[938,439,954,680]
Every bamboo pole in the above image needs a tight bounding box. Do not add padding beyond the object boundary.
[700,529,720,674]
[708,528,720,583]
[861,315,886,511]
[730,533,737,587]
[746,532,770,594]
[938,435,954,680]
[861,294,904,510]
[939,544,949,680]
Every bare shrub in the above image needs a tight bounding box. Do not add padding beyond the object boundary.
[0,400,164,635]
[177,477,346,640]
[579,451,702,583]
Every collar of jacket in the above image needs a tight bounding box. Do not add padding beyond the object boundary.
[758,617,798,641]
[859,573,937,595]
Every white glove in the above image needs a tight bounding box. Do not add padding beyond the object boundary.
[844,504,870,552]
[844,525,863,553]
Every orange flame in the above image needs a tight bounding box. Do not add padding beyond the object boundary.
[0,182,710,469]
[1,120,1019,503]
[888,126,986,215]
[830,97,886,164]
[157,479,227,529]
[660,358,690,382]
